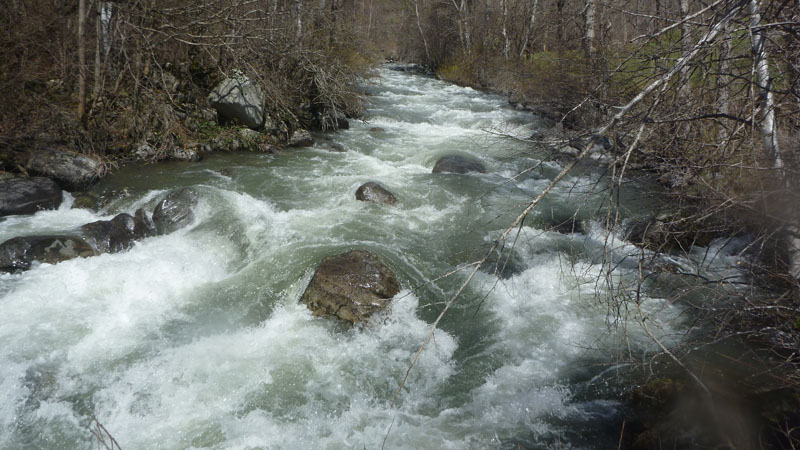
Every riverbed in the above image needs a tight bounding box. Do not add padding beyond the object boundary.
[0,67,747,449]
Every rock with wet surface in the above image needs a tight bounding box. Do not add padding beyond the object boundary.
[208,71,266,130]
[289,129,314,147]
[301,250,400,323]
[355,182,397,205]
[152,187,199,235]
[541,213,585,234]
[0,177,63,217]
[0,235,95,272]
[25,148,104,190]
[80,210,156,253]
[432,155,486,174]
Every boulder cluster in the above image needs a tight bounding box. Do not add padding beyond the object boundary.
[300,153,492,323]
[0,185,200,273]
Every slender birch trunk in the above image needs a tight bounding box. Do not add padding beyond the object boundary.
[678,0,691,100]
[462,0,471,51]
[78,0,87,120]
[295,0,303,43]
[749,0,783,171]
[94,1,103,100]
[414,0,431,64]
[584,0,596,57]
[519,0,539,58]
[501,0,510,59]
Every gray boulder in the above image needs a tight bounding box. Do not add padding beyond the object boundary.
[432,155,486,174]
[301,250,400,323]
[289,129,314,148]
[133,143,161,161]
[152,187,199,235]
[26,148,104,190]
[0,177,63,217]
[80,210,155,253]
[208,71,266,130]
[168,147,202,162]
[355,182,397,205]
[0,235,95,272]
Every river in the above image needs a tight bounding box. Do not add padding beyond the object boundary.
[0,67,747,449]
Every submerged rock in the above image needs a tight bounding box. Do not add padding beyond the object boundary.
[432,155,486,174]
[208,71,266,130]
[26,148,104,190]
[0,177,63,217]
[152,187,199,235]
[301,250,400,323]
[355,182,397,205]
[541,213,585,234]
[0,235,95,272]
[324,142,346,153]
[479,247,526,279]
[80,211,155,253]
[71,193,99,210]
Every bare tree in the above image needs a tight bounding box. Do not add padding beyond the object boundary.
[748,0,783,172]
[78,0,87,121]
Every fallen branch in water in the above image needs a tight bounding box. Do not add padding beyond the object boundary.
[90,416,122,450]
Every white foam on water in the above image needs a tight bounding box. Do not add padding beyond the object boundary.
[0,66,728,450]
[87,293,466,450]
[0,197,108,243]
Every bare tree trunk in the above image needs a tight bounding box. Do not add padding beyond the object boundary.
[748,0,783,171]
[555,0,566,49]
[295,0,303,43]
[367,0,373,39]
[519,0,539,57]
[584,0,596,57]
[718,22,732,116]
[78,0,87,121]
[501,0,510,59]
[462,0,471,51]
[451,0,466,51]
[94,1,103,100]
[678,0,691,100]
[414,0,431,64]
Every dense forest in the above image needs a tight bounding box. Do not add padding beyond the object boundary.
[1,1,799,449]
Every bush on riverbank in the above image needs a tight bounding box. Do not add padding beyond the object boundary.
[389,0,799,446]
[0,1,378,174]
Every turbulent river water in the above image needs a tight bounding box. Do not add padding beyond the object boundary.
[1,68,747,449]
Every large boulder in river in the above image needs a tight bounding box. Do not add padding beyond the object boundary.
[80,210,156,253]
[26,148,104,190]
[355,182,397,205]
[0,235,95,272]
[432,155,486,174]
[208,71,266,130]
[301,250,401,323]
[0,177,63,217]
[152,187,199,235]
